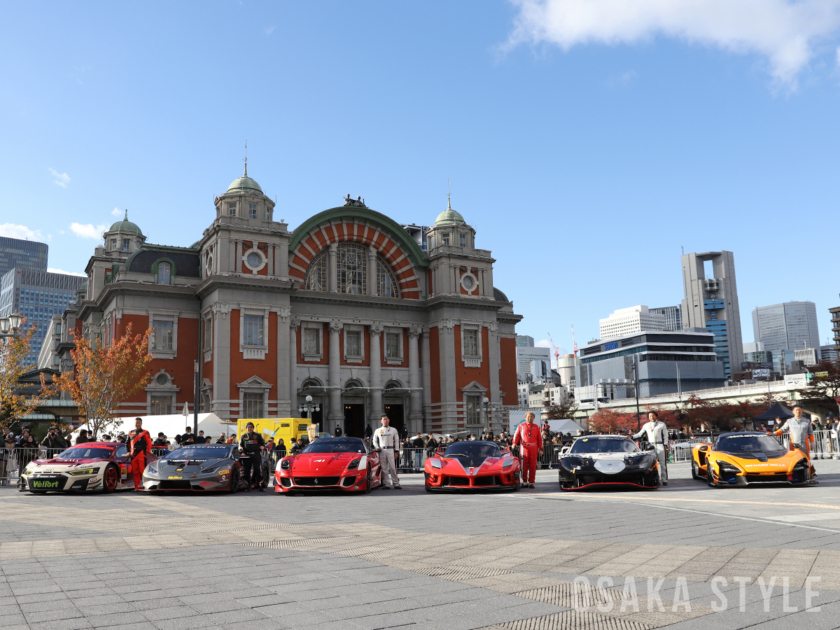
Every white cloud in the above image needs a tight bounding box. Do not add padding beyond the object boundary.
[535,339,552,348]
[48,268,86,277]
[505,0,840,87]
[111,207,123,218]
[0,223,44,241]
[48,167,71,188]
[265,25,276,35]
[70,223,107,239]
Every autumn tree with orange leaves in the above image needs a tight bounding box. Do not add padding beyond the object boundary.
[588,409,637,435]
[52,323,154,439]
[0,322,48,426]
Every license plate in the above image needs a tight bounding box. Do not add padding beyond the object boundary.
[168,476,183,479]
[31,480,61,490]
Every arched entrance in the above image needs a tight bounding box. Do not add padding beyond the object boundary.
[343,379,366,437]
[383,380,408,438]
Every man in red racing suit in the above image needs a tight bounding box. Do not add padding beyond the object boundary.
[127,417,153,491]
[513,412,543,488]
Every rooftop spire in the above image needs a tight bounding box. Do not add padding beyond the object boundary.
[447,177,452,210]
[124,209,128,220]
[243,139,248,177]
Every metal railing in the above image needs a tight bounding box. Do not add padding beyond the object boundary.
[1,447,49,485]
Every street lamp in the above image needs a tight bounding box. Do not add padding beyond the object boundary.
[299,395,320,432]
[482,396,490,431]
[0,312,23,338]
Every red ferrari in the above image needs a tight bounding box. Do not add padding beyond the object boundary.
[274,437,382,494]
[424,441,521,492]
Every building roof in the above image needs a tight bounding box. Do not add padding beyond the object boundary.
[225,164,263,195]
[108,210,143,236]
[434,198,465,226]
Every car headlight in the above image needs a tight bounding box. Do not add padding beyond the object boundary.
[717,461,741,473]
[502,457,514,469]
[68,467,100,476]
[201,463,223,474]
[347,459,360,470]
[23,463,35,474]
[280,459,291,470]
[429,458,441,469]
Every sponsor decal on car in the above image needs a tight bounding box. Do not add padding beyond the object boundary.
[218,470,230,475]
[31,480,61,489]
[168,476,183,479]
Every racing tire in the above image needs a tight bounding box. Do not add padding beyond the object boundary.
[691,459,702,480]
[102,464,120,493]
[229,467,240,493]
[425,485,433,493]
[706,467,718,488]
[363,468,372,494]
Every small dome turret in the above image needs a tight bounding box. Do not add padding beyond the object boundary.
[108,210,144,236]
[434,198,465,226]
[225,162,263,195]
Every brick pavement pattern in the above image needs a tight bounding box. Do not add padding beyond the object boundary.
[0,461,839,629]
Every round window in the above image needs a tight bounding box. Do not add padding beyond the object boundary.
[156,374,168,386]
[246,252,262,268]
[462,275,475,290]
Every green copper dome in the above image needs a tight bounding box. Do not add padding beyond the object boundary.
[434,198,465,226]
[108,210,144,235]
[226,163,263,195]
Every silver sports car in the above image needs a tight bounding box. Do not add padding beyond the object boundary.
[142,444,254,492]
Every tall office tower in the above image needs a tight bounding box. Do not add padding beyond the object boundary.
[649,305,682,331]
[0,236,48,278]
[515,335,535,347]
[752,302,819,354]
[599,305,666,340]
[0,268,85,367]
[681,251,743,379]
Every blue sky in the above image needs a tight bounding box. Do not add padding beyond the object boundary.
[2,1,839,357]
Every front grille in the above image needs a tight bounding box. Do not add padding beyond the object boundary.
[159,480,192,490]
[473,476,500,487]
[444,476,470,486]
[294,477,340,487]
[745,473,788,482]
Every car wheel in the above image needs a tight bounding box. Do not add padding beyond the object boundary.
[103,464,119,493]
[691,459,701,480]
[363,468,372,494]
[229,467,240,493]
[707,466,717,488]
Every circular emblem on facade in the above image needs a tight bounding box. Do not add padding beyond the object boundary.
[244,249,266,272]
[461,273,477,293]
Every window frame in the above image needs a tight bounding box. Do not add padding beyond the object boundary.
[303,250,328,292]
[301,322,323,362]
[239,307,269,360]
[464,394,482,427]
[337,243,367,295]
[242,248,266,274]
[149,313,178,359]
[242,392,264,419]
[227,203,237,217]
[343,324,364,363]
[248,203,257,219]
[460,322,483,368]
[384,328,404,365]
[376,258,400,298]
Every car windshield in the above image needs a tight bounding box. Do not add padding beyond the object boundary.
[570,438,638,454]
[167,446,232,460]
[443,442,502,460]
[716,435,786,454]
[301,438,366,454]
[56,447,114,460]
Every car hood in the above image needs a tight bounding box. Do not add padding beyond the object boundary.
[32,458,107,467]
[439,456,509,473]
[565,452,634,461]
[289,452,362,473]
[156,457,229,471]
[716,451,787,462]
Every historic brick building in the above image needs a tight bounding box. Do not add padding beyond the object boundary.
[59,167,521,436]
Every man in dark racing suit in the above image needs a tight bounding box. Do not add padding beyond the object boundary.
[239,422,265,492]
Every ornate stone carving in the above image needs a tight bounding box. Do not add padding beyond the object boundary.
[369,323,384,336]
[439,319,455,332]
[290,316,301,330]
[277,306,291,322]
[408,325,423,339]
[488,321,498,334]
[329,319,344,333]
[211,302,232,318]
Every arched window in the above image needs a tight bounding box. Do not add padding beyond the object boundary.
[304,251,327,291]
[157,262,171,285]
[337,244,366,294]
[377,258,399,298]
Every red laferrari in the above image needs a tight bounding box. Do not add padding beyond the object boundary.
[424,441,521,492]
[274,437,382,494]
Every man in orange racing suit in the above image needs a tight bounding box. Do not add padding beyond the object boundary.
[513,411,543,488]
[127,417,153,491]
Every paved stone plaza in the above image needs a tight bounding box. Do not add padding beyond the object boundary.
[1,461,839,630]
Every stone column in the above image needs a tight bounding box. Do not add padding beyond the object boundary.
[328,242,338,293]
[487,322,501,433]
[369,323,383,423]
[367,246,377,297]
[328,319,343,433]
[408,325,423,434]
[278,242,289,278]
[276,306,291,417]
[235,240,242,273]
[267,245,274,277]
[289,317,299,415]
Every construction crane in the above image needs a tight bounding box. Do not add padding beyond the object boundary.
[571,324,578,358]
[547,332,560,368]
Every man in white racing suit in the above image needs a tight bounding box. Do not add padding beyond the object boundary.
[373,415,402,490]
[632,411,669,486]
[773,404,817,483]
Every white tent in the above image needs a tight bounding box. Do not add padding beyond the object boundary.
[508,410,583,435]
[70,413,232,442]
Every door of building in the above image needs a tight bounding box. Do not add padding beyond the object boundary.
[343,404,365,437]
[383,404,405,439]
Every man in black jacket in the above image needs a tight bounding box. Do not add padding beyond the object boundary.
[41,426,67,457]
[239,422,265,491]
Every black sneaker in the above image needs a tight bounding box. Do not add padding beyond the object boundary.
[258,487,265,492]
[394,485,402,490]
[382,486,392,490]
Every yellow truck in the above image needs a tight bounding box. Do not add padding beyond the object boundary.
[234,418,312,448]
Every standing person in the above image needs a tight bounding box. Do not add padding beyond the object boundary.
[127,418,152,491]
[364,424,373,441]
[334,424,343,438]
[373,415,401,490]
[239,421,265,491]
[425,433,438,456]
[41,426,67,457]
[216,433,227,444]
[182,427,195,446]
[153,432,167,447]
[410,432,425,470]
[194,430,206,445]
[824,412,837,457]
[632,411,670,486]
[774,405,817,483]
[275,438,287,458]
[1,429,15,482]
[512,412,543,488]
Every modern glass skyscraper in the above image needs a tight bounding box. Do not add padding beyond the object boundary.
[752,302,819,354]
[649,305,682,331]
[0,236,48,278]
[0,268,85,368]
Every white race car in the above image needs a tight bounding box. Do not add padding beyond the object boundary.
[19,442,151,493]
